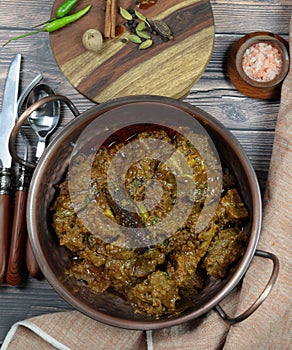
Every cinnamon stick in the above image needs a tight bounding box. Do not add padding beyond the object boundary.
[104,0,112,39]
[110,0,117,38]
[104,0,117,39]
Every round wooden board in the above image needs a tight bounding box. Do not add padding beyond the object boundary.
[50,0,214,103]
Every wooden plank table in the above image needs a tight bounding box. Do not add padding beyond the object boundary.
[0,0,291,345]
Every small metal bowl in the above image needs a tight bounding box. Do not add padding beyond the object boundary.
[235,34,289,88]
[228,32,289,99]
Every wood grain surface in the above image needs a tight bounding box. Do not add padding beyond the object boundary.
[0,0,291,346]
[50,0,215,102]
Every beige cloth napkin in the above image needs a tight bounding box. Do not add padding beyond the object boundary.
[2,20,292,350]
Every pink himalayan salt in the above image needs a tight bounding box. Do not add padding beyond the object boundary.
[242,42,283,82]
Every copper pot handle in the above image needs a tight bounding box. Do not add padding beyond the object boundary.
[9,95,80,169]
[215,249,280,324]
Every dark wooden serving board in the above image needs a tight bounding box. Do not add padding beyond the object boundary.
[50,0,214,103]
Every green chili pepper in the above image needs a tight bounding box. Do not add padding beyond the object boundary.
[3,5,91,47]
[45,5,91,32]
[33,0,80,28]
[56,0,80,18]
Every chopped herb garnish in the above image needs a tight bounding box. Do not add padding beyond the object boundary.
[163,271,170,279]
[152,216,158,225]
[85,195,91,203]
[163,238,169,247]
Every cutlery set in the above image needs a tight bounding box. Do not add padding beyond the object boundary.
[0,54,60,286]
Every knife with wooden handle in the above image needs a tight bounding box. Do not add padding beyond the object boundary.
[6,166,31,285]
[0,172,12,284]
[0,54,21,285]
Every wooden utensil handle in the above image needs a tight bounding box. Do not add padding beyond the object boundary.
[6,190,27,286]
[26,237,41,278]
[0,194,11,285]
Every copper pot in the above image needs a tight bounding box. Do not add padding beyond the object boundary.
[9,95,279,330]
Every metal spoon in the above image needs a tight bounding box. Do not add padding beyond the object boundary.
[17,74,43,117]
[26,84,60,161]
